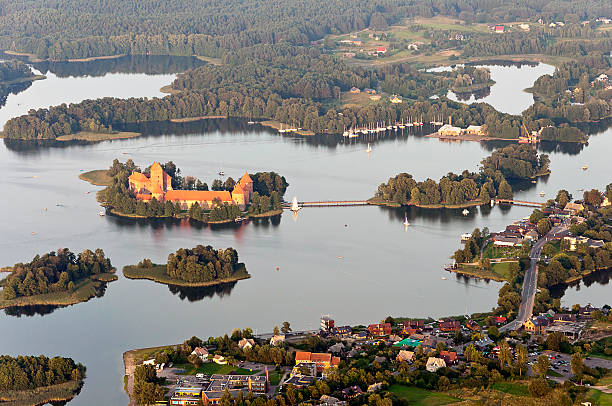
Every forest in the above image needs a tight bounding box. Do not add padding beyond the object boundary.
[165,245,240,283]
[0,60,37,106]
[0,355,86,391]
[1,248,113,300]
[480,144,550,179]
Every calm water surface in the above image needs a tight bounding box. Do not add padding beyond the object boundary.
[0,61,609,406]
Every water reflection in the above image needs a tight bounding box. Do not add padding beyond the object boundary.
[3,282,112,317]
[453,86,491,101]
[550,268,612,299]
[167,281,238,302]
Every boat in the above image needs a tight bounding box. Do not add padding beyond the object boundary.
[234,216,247,223]
[462,209,469,216]
[490,199,495,207]
[441,277,447,280]
[98,211,105,216]
[247,121,255,125]
[278,123,286,133]
[366,143,372,153]
[540,191,546,197]
[531,180,537,184]
[582,165,588,171]
[290,196,301,212]
[403,214,410,227]
[218,171,225,176]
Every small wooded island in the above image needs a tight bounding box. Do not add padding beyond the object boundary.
[80,159,288,224]
[123,245,250,287]
[0,248,117,309]
[371,144,549,208]
[0,355,86,406]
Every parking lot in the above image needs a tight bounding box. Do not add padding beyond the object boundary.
[527,350,612,382]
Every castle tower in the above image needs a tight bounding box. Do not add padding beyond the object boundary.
[238,172,253,203]
[232,183,246,209]
[149,162,172,192]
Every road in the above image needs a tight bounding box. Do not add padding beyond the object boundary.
[500,220,569,332]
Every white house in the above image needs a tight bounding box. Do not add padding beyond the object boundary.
[238,338,255,350]
[270,334,285,346]
[426,357,446,372]
[191,347,209,361]
[213,355,227,365]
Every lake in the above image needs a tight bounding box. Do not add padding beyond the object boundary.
[0,60,609,405]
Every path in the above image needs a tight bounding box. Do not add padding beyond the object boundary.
[500,220,569,332]
[123,351,136,406]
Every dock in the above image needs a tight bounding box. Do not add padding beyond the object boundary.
[283,200,370,208]
[494,199,543,208]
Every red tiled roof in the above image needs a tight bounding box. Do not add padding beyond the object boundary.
[310,353,332,363]
[164,190,233,202]
[136,193,153,200]
[295,351,312,362]
[239,172,253,184]
[376,46,386,52]
[232,183,244,194]
[129,172,149,182]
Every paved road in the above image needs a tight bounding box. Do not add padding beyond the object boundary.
[500,220,569,332]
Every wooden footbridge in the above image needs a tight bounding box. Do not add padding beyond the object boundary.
[493,199,544,208]
[283,200,371,208]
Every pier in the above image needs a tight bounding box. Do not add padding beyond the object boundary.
[283,200,371,208]
[494,199,544,208]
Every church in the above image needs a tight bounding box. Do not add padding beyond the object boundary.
[128,162,253,210]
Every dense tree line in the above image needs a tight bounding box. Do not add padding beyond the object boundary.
[0,355,85,390]
[133,364,165,405]
[1,248,113,300]
[480,144,550,180]
[251,171,289,197]
[0,60,36,106]
[166,245,240,283]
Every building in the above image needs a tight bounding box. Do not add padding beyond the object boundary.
[349,87,361,94]
[375,46,387,54]
[553,314,577,323]
[334,326,352,336]
[439,319,461,332]
[270,335,285,346]
[494,316,507,324]
[564,236,605,251]
[321,315,335,332]
[564,202,584,214]
[128,162,253,210]
[389,95,402,104]
[393,338,421,348]
[426,357,446,372]
[212,355,227,365]
[464,125,485,135]
[294,352,340,375]
[579,304,599,320]
[524,316,550,334]
[396,350,415,363]
[439,351,458,365]
[201,373,269,405]
[170,387,203,406]
[283,375,315,389]
[495,25,505,33]
[191,347,209,361]
[341,385,363,399]
[368,323,392,336]
[492,236,522,247]
[546,322,587,341]
[437,124,462,136]
[238,338,255,350]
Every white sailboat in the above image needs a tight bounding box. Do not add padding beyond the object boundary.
[366,143,372,153]
[290,196,301,212]
[462,209,469,216]
[403,214,410,227]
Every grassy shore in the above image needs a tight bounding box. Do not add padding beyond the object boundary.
[0,380,83,406]
[123,263,250,287]
[0,74,46,86]
[449,262,514,282]
[56,131,140,142]
[169,115,226,123]
[160,84,182,94]
[79,169,112,186]
[0,271,117,309]
[248,209,283,218]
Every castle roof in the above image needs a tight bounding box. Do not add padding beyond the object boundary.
[129,171,149,182]
[239,172,253,184]
[164,190,233,202]
[151,161,163,171]
[232,183,244,195]
[136,193,153,200]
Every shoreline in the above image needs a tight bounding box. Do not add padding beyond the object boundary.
[446,266,507,282]
[0,271,117,309]
[0,380,83,406]
[248,209,284,218]
[260,120,315,136]
[369,197,486,209]
[56,131,141,142]
[123,263,250,287]
[426,132,586,144]
[169,115,227,123]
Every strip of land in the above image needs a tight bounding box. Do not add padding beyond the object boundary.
[56,131,140,142]
[0,380,82,406]
[79,169,113,186]
[123,263,250,287]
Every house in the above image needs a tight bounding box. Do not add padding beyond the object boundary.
[494,316,507,324]
[295,352,340,374]
[320,395,345,405]
[437,124,462,136]
[403,320,425,330]
[439,319,461,332]
[524,229,539,241]
[341,385,363,399]
[426,357,447,372]
[375,46,387,54]
[396,350,415,363]
[553,314,577,323]
[389,95,402,104]
[334,326,352,336]
[579,304,599,319]
[191,347,209,361]
[367,382,383,392]
[321,315,335,332]
[495,25,505,33]
[524,316,549,334]
[170,387,203,406]
[238,338,255,350]
[212,355,227,365]
[464,125,485,136]
[393,338,421,348]
[474,336,494,349]
[466,320,480,331]
[439,351,458,365]
[349,87,361,94]
[270,335,285,346]
[492,236,522,247]
[564,202,584,214]
[368,323,392,336]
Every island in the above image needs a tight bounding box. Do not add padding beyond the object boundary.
[81,159,288,224]
[123,245,250,287]
[0,248,117,309]
[0,60,45,108]
[0,355,85,406]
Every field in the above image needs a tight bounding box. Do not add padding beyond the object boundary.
[175,362,255,376]
[123,263,250,287]
[451,262,513,282]
[483,243,525,259]
[0,380,82,406]
[490,382,530,396]
[0,272,117,309]
[388,385,460,405]
[265,370,282,386]
[79,169,112,186]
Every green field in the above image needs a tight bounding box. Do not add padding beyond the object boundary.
[483,243,525,259]
[388,385,461,405]
[587,389,612,406]
[490,382,530,396]
[78,169,112,186]
[175,362,256,376]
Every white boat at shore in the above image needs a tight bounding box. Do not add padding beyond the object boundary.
[290,196,301,212]
[403,214,410,227]
[366,143,372,153]
[462,209,469,216]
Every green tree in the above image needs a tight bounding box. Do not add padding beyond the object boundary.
[281,322,292,334]
[535,354,550,377]
[536,218,552,236]
[570,352,584,383]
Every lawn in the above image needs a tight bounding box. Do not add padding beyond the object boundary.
[587,389,612,406]
[453,263,507,282]
[265,370,282,386]
[410,16,490,33]
[388,385,461,405]
[490,382,529,396]
[176,362,256,376]
[491,261,516,280]
[483,243,525,259]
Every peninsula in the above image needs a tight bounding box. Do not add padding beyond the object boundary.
[123,245,250,287]
[0,248,117,309]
